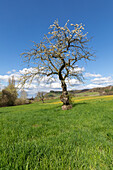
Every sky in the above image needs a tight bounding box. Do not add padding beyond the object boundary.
[0,0,113,97]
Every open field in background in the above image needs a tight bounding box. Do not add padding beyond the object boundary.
[46,91,99,99]
[0,95,113,169]
[49,95,113,104]
[73,91,99,97]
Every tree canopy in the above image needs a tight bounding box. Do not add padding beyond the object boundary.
[20,20,95,109]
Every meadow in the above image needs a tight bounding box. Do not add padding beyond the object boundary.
[0,95,113,169]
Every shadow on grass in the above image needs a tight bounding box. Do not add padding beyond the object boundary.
[38,102,87,112]
[0,102,87,115]
[72,102,87,107]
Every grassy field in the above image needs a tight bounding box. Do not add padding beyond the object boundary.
[74,91,99,97]
[0,96,113,169]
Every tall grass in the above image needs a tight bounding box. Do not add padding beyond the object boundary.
[0,97,113,169]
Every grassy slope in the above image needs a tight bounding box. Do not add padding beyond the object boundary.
[0,97,113,169]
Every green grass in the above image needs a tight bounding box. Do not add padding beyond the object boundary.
[74,91,99,97]
[0,97,113,169]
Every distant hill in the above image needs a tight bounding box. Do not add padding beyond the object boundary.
[88,85,113,95]
[46,85,113,98]
[34,85,113,102]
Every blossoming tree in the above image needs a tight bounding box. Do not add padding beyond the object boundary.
[20,20,94,109]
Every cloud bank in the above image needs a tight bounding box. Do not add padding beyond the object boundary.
[0,68,113,97]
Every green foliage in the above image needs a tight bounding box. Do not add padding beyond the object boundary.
[14,98,26,106]
[105,89,109,93]
[1,77,18,106]
[36,92,45,103]
[0,91,2,106]
[0,97,113,169]
[2,85,18,106]
[105,87,113,95]
[0,91,2,100]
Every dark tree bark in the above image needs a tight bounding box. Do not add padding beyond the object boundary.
[59,63,70,106]
[60,80,70,105]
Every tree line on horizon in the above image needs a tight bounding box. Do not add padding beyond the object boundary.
[0,76,49,107]
[0,76,29,107]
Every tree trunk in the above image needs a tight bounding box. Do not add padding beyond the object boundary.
[60,81,70,105]
[59,63,72,110]
[60,81,72,110]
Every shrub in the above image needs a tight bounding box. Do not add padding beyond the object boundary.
[0,91,2,106]
[2,88,17,106]
[14,98,26,105]
[12,98,32,106]
[105,89,109,93]
[105,88,113,95]
[2,80,18,106]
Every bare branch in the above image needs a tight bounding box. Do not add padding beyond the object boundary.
[20,20,95,88]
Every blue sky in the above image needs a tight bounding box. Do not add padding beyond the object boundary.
[0,0,113,96]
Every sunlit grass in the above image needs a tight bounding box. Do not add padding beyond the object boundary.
[0,96,113,169]
[49,95,113,104]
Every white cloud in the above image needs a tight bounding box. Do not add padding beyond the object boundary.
[0,73,20,83]
[66,78,82,86]
[50,82,61,89]
[0,75,10,82]
[74,67,85,72]
[91,76,113,85]
[70,67,85,74]
[83,83,105,89]
[19,67,38,75]
[1,67,113,97]
[84,72,102,78]
[17,83,37,89]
